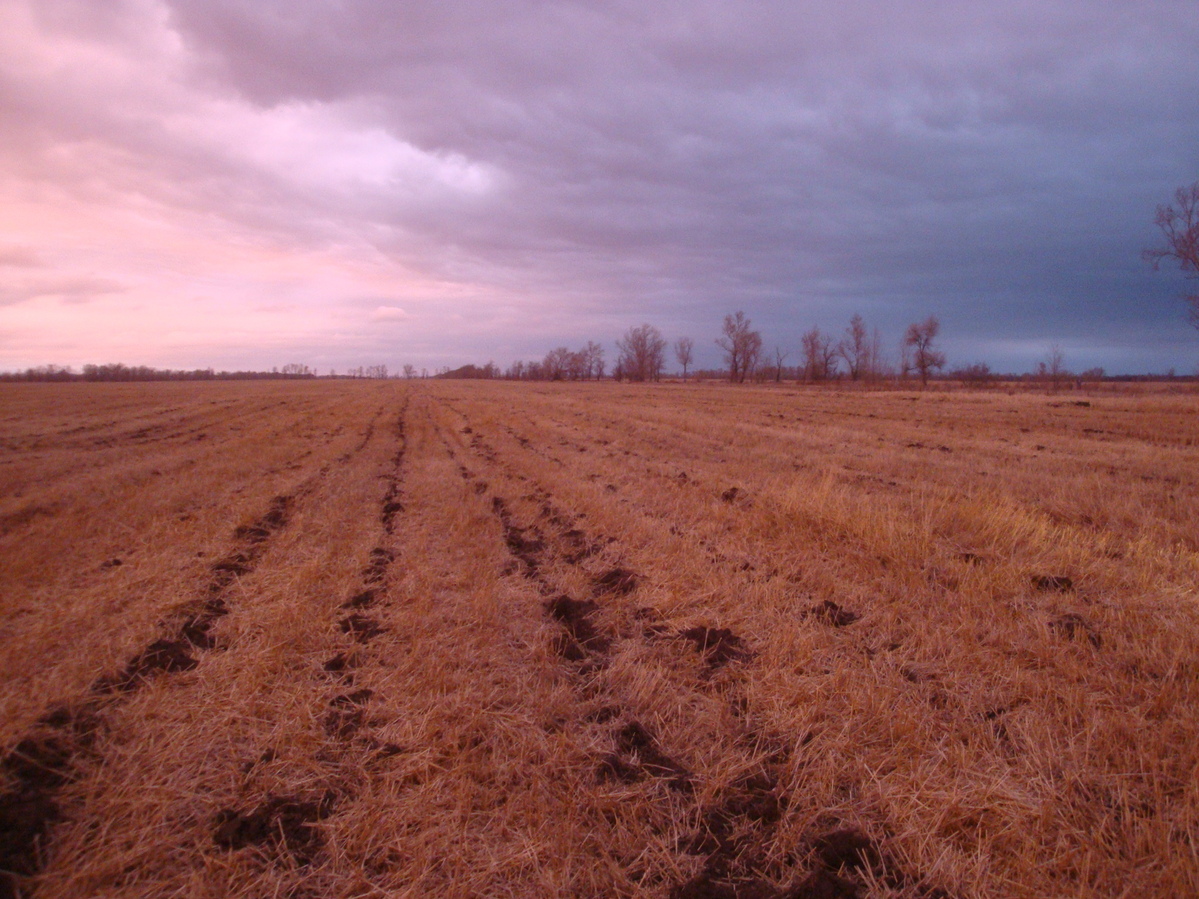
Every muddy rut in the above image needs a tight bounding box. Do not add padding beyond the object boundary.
[429,396,948,898]
[0,396,396,898]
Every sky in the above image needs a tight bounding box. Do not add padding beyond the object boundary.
[1,0,1197,376]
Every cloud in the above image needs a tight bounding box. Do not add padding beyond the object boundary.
[0,275,126,307]
[0,246,42,267]
[370,305,410,322]
[0,0,1197,372]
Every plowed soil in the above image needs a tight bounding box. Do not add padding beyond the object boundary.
[1,379,1197,898]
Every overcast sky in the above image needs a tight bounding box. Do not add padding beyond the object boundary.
[2,0,1197,375]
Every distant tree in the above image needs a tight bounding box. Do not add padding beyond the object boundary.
[837,313,870,381]
[674,337,694,381]
[866,326,885,382]
[583,341,605,380]
[716,311,762,382]
[772,346,788,382]
[566,351,588,380]
[904,316,946,387]
[800,327,838,382]
[952,362,992,387]
[1046,344,1067,392]
[1145,182,1199,329]
[543,346,572,381]
[617,324,667,382]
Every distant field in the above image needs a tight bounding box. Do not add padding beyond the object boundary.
[1,380,1197,899]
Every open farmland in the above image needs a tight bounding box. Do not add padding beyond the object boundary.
[1,380,1197,899]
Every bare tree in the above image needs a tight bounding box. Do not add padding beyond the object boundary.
[800,327,838,382]
[567,351,588,381]
[951,362,992,387]
[674,337,694,381]
[1145,182,1199,329]
[583,341,605,380]
[903,316,946,387]
[716,311,762,382]
[617,324,667,382]
[1046,344,1067,392]
[543,346,571,381]
[772,346,788,382]
[837,313,869,381]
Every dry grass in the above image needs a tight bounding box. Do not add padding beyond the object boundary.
[1,379,1197,898]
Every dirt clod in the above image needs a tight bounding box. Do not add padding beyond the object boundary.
[545,595,611,655]
[343,590,376,609]
[670,874,739,899]
[680,626,751,669]
[1050,612,1101,647]
[325,690,373,739]
[233,524,270,543]
[339,614,385,642]
[813,828,879,872]
[781,870,861,899]
[615,721,692,791]
[105,639,197,690]
[597,752,641,784]
[0,724,100,882]
[211,555,251,577]
[506,529,544,557]
[594,567,639,595]
[181,598,228,648]
[212,792,337,864]
[808,601,860,627]
[1033,575,1074,592]
[323,653,354,674]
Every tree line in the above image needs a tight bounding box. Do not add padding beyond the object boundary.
[0,363,318,383]
[488,311,949,386]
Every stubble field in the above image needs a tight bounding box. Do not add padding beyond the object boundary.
[1,379,1197,899]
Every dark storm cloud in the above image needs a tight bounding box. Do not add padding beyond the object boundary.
[3,0,1197,370]
[155,0,1199,367]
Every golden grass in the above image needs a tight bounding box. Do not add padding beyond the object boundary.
[1,379,1197,898]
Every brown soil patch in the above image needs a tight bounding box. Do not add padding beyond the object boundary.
[784,871,861,899]
[324,689,374,739]
[101,639,198,692]
[594,566,639,595]
[363,547,394,584]
[212,791,338,864]
[807,601,860,627]
[614,721,692,792]
[812,828,880,873]
[339,614,385,642]
[544,595,611,657]
[180,597,228,649]
[1050,612,1101,646]
[0,711,100,887]
[680,626,752,670]
[342,589,376,609]
[1032,575,1074,592]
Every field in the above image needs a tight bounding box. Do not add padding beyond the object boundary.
[1,379,1197,899]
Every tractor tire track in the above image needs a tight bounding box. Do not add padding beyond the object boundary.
[211,400,409,884]
[0,403,392,898]
[436,397,952,899]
